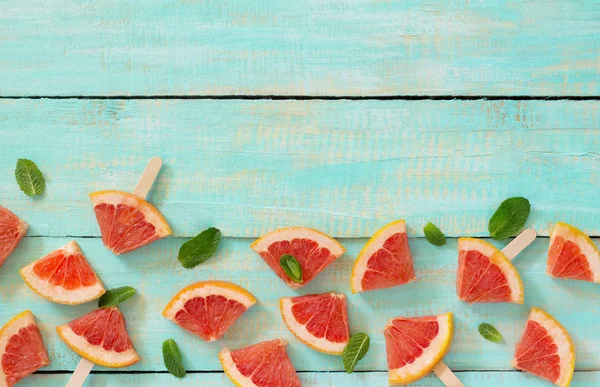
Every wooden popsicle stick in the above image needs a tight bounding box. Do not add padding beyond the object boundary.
[67,157,163,387]
[501,228,537,261]
[65,358,95,387]
[133,156,163,199]
[432,360,465,387]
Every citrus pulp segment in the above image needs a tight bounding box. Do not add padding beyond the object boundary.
[220,338,301,387]
[89,190,171,255]
[251,227,345,288]
[280,292,350,355]
[0,310,50,387]
[547,222,600,283]
[350,220,415,293]
[456,238,524,304]
[512,307,575,387]
[56,307,140,368]
[0,206,28,267]
[19,241,105,305]
[384,312,453,385]
[162,281,256,342]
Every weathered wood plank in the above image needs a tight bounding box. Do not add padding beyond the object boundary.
[17,371,600,387]
[1,0,599,96]
[1,237,599,372]
[1,99,599,237]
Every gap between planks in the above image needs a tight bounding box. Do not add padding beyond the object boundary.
[1,95,600,101]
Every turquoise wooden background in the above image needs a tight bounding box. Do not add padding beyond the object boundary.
[1,1,599,386]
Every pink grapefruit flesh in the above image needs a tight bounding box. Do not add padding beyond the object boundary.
[512,307,574,387]
[547,222,600,283]
[251,227,345,288]
[0,311,50,387]
[280,292,350,354]
[0,206,28,267]
[456,238,524,304]
[220,338,301,387]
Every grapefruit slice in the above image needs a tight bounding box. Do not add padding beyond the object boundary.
[251,227,345,288]
[89,190,171,255]
[19,241,105,305]
[547,222,600,283]
[220,338,301,387]
[56,307,140,367]
[0,311,50,387]
[0,206,28,267]
[384,312,453,385]
[456,238,524,304]
[512,307,575,387]
[280,292,350,355]
[162,281,256,342]
[351,220,415,293]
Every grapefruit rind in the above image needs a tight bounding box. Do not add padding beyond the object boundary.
[458,238,524,304]
[19,241,106,305]
[350,220,411,293]
[548,222,600,283]
[162,281,257,322]
[250,227,345,257]
[56,324,140,368]
[219,339,288,387]
[512,307,575,387]
[89,190,172,238]
[387,312,453,385]
[0,310,49,385]
[279,293,348,355]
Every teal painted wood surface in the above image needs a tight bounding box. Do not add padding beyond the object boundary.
[1,99,599,238]
[15,371,600,387]
[1,237,599,375]
[1,0,599,96]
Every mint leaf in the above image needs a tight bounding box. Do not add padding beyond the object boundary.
[478,323,503,343]
[280,254,302,283]
[178,227,221,269]
[488,197,531,240]
[342,333,370,373]
[424,222,446,246]
[98,286,136,308]
[163,339,186,378]
[15,159,45,197]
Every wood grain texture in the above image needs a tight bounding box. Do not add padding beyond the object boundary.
[16,371,600,387]
[1,99,599,238]
[1,237,599,373]
[1,0,599,96]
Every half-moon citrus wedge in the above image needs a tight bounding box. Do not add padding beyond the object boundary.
[251,227,345,288]
[512,307,575,387]
[456,238,524,304]
[90,190,171,255]
[384,312,453,385]
[0,206,28,268]
[0,311,50,387]
[280,292,350,355]
[56,307,140,368]
[351,220,415,293]
[547,222,600,283]
[20,241,105,305]
[220,338,301,387]
[162,281,256,342]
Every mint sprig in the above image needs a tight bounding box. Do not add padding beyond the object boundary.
[98,286,136,308]
[280,254,302,283]
[342,333,370,373]
[478,323,503,343]
[15,159,45,197]
[178,227,221,269]
[488,197,531,240]
[163,339,186,378]
[424,222,446,246]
